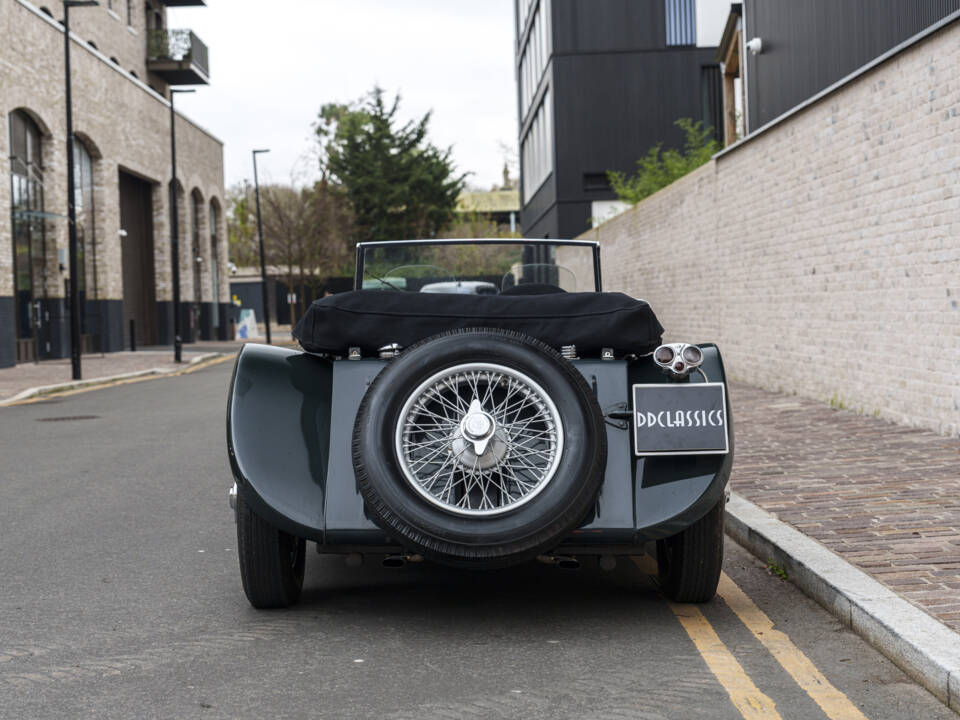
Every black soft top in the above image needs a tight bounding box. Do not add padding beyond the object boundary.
[293,289,663,356]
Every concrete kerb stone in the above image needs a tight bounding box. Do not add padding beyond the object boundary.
[0,352,225,406]
[726,492,960,712]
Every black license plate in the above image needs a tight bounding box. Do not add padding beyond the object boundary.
[632,382,729,456]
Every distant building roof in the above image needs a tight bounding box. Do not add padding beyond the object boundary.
[457,190,520,215]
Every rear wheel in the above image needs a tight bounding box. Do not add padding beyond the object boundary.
[656,497,725,603]
[236,492,306,609]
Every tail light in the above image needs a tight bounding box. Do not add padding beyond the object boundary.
[653,343,703,377]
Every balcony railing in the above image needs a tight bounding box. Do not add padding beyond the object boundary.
[146,29,210,84]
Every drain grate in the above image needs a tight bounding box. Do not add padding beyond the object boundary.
[36,415,101,422]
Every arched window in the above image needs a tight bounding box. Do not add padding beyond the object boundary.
[74,139,97,333]
[209,200,220,329]
[110,56,120,66]
[88,40,98,50]
[190,190,204,305]
[8,110,46,360]
[40,6,53,17]
[129,70,138,80]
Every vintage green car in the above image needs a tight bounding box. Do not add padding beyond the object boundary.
[227,239,732,608]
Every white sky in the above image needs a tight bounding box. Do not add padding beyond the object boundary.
[167,0,519,191]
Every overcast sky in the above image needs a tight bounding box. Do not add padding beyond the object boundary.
[167,0,518,192]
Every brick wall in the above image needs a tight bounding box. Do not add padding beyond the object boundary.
[579,18,960,436]
[0,0,227,354]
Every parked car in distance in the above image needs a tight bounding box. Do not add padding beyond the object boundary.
[420,280,498,294]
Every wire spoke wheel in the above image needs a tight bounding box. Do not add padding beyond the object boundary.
[396,362,563,516]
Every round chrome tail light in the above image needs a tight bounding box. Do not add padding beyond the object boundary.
[682,345,703,366]
[654,345,675,365]
[653,343,703,377]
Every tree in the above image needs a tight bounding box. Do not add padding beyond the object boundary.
[316,87,466,242]
[226,182,259,267]
[259,181,354,325]
[607,119,719,205]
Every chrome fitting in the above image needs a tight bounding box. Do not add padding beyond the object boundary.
[228,482,237,512]
[601,347,614,361]
[347,347,361,360]
[560,345,578,360]
[653,343,703,378]
[378,342,402,359]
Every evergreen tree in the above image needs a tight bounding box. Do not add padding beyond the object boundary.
[316,87,466,242]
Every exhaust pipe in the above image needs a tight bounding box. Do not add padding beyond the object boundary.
[381,554,424,568]
[536,554,581,570]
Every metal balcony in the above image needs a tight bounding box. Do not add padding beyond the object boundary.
[146,29,210,85]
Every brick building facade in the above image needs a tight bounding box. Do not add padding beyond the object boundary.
[576,15,960,437]
[0,0,226,367]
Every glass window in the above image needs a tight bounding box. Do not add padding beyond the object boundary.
[521,91,553,203]
[518,0,551,122]
[209,201,220,325]
[126,0,133,25]
[191,191,203,303]
[74,140,97,332]
[665,0,696,46]
[8,111,46,342]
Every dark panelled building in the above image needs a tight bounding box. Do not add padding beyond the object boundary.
[516,0,725,240]
[734,0,960,133]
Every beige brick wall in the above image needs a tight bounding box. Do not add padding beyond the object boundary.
[0,0,226,306]
[579,19,960,437]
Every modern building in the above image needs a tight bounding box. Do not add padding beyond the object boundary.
[515,0,730,239]
[0,0,226,368]
[718,0,960,145]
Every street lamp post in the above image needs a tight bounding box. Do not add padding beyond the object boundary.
[252,149,271,345]
[169,88,195,363]
[63,0,99,381]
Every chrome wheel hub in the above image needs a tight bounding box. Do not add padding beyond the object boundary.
[396,363,563,517]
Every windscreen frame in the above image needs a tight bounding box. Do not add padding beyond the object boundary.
[354,239,602,292]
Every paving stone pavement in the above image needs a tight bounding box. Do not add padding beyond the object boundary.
[0,351,206,402]
[729,381,960,631]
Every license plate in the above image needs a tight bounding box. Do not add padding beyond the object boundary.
[632,382,729,456]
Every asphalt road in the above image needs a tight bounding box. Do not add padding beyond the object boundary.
[0,358,953,720]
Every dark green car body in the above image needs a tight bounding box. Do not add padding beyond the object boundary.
[227,341,733,555]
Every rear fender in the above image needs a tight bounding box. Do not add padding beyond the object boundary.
[227,344,332,541]
[629,343,734,540]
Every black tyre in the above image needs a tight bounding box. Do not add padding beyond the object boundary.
[236,492,306,608]
[656,497,725,603]
[353,328,607,568]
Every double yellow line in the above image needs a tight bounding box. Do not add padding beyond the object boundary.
[669,572,868,720]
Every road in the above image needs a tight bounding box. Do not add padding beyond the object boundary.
[0,358,953,719]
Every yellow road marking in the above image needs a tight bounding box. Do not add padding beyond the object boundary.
[718,572,869,720]
[668,600,783,720]
[2,354,234,407]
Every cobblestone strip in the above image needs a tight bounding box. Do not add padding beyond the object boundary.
[729,381,960,632]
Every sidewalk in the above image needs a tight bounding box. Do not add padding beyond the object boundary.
[729,380,960,632]
[0,349,223,403]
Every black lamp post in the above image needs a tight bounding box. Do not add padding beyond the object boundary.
[169,87,195,362]
[63,0,98,381]
[252,148,271,345]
